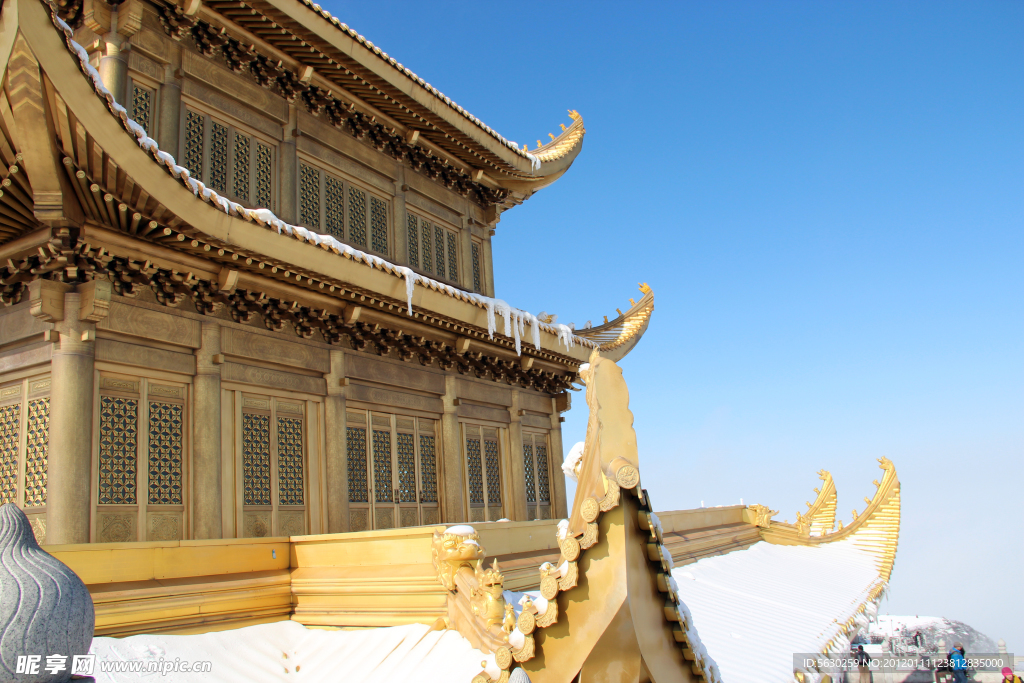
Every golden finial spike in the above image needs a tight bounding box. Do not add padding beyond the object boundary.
[872,479,880,487]
[639,282,651,294]
[548,133,556,140]
[852,509,858,521]
[813,487,820,494]
[560,123,567,131]
[536,140,543,148]
[806,501,813,508]
[864,497,872,505]
[603,315,608,323]
[616,308,623,316]
[628,298,636,306]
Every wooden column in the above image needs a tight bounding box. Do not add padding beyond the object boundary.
[550,396,569,519]
[43,284,102,545]
[483,232,495,297]
[324,349,349,533]
[278,104,298,223]
[192,322,222,539]
[440,375,465,523]
[507,390,528,521]
[392,168,408,264]
[157,43,182,154]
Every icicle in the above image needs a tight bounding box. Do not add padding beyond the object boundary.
[396,266,418,314]
[485,300,496,339]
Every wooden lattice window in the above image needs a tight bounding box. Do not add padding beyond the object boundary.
[181,106,275,209]
[523,432,551,519]
[297,162,390,256]
[129,82,155,136]
[347,411,439,530]
[464,424,502,522]
[471,241,482,293]
[407,213,460,285]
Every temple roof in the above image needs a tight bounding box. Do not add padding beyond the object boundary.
[0,0,652,380]
[194,0,587,190]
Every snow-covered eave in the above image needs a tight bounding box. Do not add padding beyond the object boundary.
[261,0,585,176]
[47,8,597,360]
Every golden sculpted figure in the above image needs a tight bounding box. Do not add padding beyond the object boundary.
[431,525,485,592]
[471,559,508,631]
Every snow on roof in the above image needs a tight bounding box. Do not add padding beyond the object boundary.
[89,620,498,682]
[49,12,597,357]
[672,537,885,683]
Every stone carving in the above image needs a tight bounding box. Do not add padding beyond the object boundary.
[99,514,135,542]
[148,514,180,541]
[0,504,94,682]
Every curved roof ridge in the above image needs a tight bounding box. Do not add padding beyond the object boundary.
[293,0,582,169]
[48,6,599,358]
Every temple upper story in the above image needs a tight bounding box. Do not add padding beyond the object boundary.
[50,0,586,299]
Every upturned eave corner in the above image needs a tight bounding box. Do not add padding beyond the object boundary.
[751,457,901,582]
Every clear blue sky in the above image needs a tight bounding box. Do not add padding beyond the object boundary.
[326,0,1024,651]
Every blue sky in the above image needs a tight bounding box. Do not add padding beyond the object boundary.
[326,0,1024,650]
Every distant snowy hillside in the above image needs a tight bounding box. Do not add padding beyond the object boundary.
[868,615,997,653]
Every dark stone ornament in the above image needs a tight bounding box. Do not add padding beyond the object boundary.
[0,504,94,683]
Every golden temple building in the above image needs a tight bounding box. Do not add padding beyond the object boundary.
[0,0,901,680]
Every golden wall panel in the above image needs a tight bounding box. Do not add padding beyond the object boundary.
[375,507,393,530]
[277,511,305,537]
[0,344,52,374]
[457,402,511,425]
[243,511,271,538]
[519,392,554,415]
[128,27,169,63]
[346,355,445,395]
[0,306,51,345]
[127,50,162,82]
[521,414,551,430]
[455,379,512,407]
[96,339,196,375]
[98,512,137,543]
[222,363,326,395]
[349,509,369,532]
[182,51,289,123]
[221,328,329,373]
[98,301,202,348]
[148,513,181,541]
[346,384,443,414]
[399,508,417,528]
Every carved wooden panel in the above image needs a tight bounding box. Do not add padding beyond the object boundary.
[346,384,443,414]
[346,356,444,394]
[243,511,271,538]
[399,508,417,528]
[222,363,326,395]
[96,339,195,375]
[455,379,512,407]
[181,51,289,123]
[277,511,305,536]
[0,345,52,375]
[128,28,170,63]
[374,507,393,530]
[295,115,398,188]
[182,81,283,139]
[456,403,511,425]
[422,508,439,526]
[147,513,181,541]
[349,508,368,532]
[98,513,136,543]
[519,393,554,415]
[469,507,484,523]
[24,398,49,507]
[98,302,201,348]
[0,308,50,346]
[222,329,329,373]
[521,414,551,430]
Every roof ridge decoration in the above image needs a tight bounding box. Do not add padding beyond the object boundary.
[434,349,722,683]
[43,4,620,360]
[288,0,578,167]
